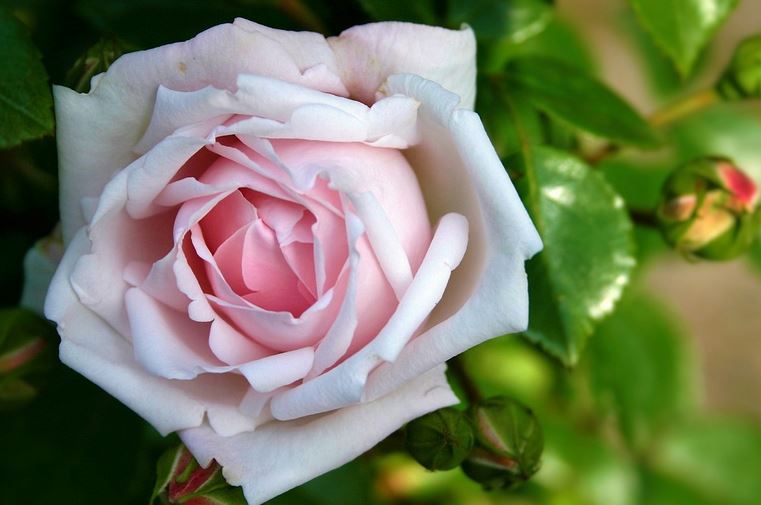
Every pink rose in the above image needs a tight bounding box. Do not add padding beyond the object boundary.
[44,19,541,503]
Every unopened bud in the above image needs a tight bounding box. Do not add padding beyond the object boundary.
[0,308,54,409]
[657,157,760,260]
[405,407,474,471]
[152,444,245,505]
[716,34,761,100]
[461,396,543,489]
[65,37,134,93]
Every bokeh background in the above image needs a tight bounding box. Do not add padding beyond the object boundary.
[1,0,760,504]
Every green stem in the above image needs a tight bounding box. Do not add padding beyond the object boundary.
[583,89,721,165]
[448,356,482,404]
[649,88,720,127]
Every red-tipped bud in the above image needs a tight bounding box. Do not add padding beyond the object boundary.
[657,157,761,260]
[152,444,246,505]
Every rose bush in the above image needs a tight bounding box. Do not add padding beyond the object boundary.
[43,19,541,504]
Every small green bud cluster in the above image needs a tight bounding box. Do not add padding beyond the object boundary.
[405,396,543,490]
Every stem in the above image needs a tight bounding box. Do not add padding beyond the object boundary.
[584,143,621,166]
[649,88,720,127]
[448,356,482,403]
[581,89,720,165]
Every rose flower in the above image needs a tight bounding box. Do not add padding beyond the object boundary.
[44,19,541,504]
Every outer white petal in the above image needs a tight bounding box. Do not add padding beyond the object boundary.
[55,20,347,243]
[45,228,256,437]
[364,74,543,401]
[181,364,458,505]
[329,22,476,109]
[20,227,63,315]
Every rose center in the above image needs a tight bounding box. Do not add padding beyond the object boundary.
[199,189,319,317]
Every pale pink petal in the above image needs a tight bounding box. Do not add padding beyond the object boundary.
[363,74,542,402]
[46,229,255,437]
[200,190,258,252]
[270,213,468,420]
[126,287,229,380]
[307,212,363,378]
[208,316,272,366]
[239,347,315,393]
[329,22,476,108]
[55,21,347,241]
[181,364,458,505]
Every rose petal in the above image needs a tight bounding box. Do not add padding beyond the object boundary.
[181,364,458,505]
[270,212,468,420]
[46,229,256,437]
[363,74,542,401]
[329,22,476,108]
[239,347,315,393]
[55,20,346,242]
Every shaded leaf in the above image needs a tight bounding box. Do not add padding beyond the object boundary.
[585,290,694,450]
[0,8,53,149]
[505,56,659,147]
[651,418,761,505]
[449,0,552,42]
[359,0,439,24]
[627,0,739,76]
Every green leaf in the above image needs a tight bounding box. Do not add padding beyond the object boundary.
[668,102,761,186]
[0,365,160,504]
[507,142,636,365]
[151,444,184,503]
[651,418,761,505]
[585,290,694,450]
[448,0,552,42]
[627,0,739,76]
[749,238,761,273]
[539,420,637,505]
[504,56,659,147]
[359,0,439,24]
[639,470,721,505]
[0,8,54,149]
[268,460,379,505]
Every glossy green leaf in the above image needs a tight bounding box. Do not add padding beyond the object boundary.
[0,8,54,149]
[504,56,659,147]
[651,418,761,505]
[510,146,636,365]
[448,0,552,42]
[585,291,694,450]
[628,0,739,76]
[359,0,439,24]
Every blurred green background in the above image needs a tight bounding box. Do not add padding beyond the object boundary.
[1,0,761,504]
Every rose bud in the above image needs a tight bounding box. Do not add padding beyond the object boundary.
[405,407,474,471]
[657,157,760,260]
[65,37,133,93]
[153,444,245,505]
[42,19,542,504]
[0,308,54,409]
[461,396,543,489]
[716,34,761,100]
